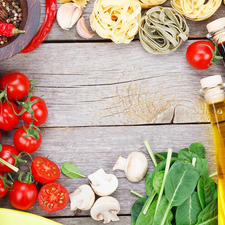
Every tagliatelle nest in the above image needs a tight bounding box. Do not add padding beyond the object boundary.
[139,7,189,54]
[59,0,89,9]
[90,0,141,44]
[138,0,167,9]
[171,0,222,21]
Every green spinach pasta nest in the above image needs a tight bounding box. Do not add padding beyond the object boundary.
[139,7,189,54]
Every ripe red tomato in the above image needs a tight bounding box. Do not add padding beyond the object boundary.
[38,182,69,212]
[13,126,42,153]
[0,173,8,198]
[9,180,38,210]
[0,101,19,131]
[20,96,48,126]
[31,156,60,183]
[0,71,30,101]
[0,145,19,173]
[186,41,216,70]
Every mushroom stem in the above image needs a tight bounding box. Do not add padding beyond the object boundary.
[112,155,127,171]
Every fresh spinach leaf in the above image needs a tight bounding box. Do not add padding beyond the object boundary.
[197,175,217,209]
[165,161,200,207]
[178,148,192,162]
[61,162,86,179]
[131,197,148,223]
[155,152,178,160]
[175,191,202,225]
[189,142,206,158]
[145,172,155,197]
[153,171,164,194]
[196,198,218,225]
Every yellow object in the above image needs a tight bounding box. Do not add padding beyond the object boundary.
[90,0,141,44]
[138,0,166,9]
[171,0,222,21]
[0,208,63,225]
[59,0,89,9]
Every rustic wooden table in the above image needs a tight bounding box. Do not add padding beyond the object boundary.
[0,0,224,224]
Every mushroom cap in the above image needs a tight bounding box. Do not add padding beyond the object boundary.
[69,184,95,211]
[88,168,118,196]
[125,151,148,182]
[90,196,120,224]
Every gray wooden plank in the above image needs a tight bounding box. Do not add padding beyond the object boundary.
[1,41,223,126]
[0,124,217,217]
[37,0,225,41]
[52,216,132,224]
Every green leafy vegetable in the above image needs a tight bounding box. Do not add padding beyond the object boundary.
[189,142,206,158]
[175,191,202,225]
[61,162,86,179]
[155,152,178,160]
[131,197,148,223]
[196,198,218,225]
[153,171,164,194]
[197,175,217,209]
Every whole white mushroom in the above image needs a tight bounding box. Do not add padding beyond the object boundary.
[113,151,148,182]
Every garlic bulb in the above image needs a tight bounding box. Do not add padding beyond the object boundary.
[76,17,93,39]
[57,3,83,30]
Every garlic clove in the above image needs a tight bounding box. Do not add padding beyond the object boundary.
[57,3,83,30]
[76,16,93,39]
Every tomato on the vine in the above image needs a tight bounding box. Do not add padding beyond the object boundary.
[13,123,42,154]
[0,173,8,198]
[19,96,48,126]
[38,182,69,212]
[0,101,19,131]
[31,156,60,183]
[0,71,30,101]
[0,145,19,173]
[9,179,38,210]
[186,40,222,70]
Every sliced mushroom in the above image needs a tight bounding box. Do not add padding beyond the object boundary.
[113,151,148,182]
[88,168,118,196]
[90,196,120,224]
[69,184,95,211]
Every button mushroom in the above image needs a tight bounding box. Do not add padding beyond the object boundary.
[88,168,118,196]
[69,184,95,211]
[113,151,148,182]
[90,196,120,224]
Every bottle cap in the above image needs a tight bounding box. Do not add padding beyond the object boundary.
[200,75,222,89]
[206,18,225,33]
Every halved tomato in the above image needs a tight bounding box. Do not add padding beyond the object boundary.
[31,156,60,183]
[38,182,69,212]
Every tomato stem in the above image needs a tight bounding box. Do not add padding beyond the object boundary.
[0,158,19,172]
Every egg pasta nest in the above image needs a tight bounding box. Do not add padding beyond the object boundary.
[138,0,167,9]
[171,0,222,21]
[90,0,141,44]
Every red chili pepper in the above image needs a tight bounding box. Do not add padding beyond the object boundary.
[19,0,57,53]
[0,21,25,37]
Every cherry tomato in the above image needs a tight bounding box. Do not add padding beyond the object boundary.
[9,180,38,210]
[186,41,215,70]
[31,156,60,183]
[20,96,48,126]
[13,125,42,154]
[0,71,30,101]
[0,173,8,198]
[38,182,69,212]
[0,145,19,173]
[0,101,19,131]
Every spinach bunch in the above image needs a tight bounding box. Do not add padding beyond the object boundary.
[131,142,218,225]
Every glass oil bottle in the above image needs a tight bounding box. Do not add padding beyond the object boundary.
[206,18,225,64]
[200,75,225,224]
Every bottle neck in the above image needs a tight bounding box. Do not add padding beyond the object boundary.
[201,84,225,104]
[207,28,225,44]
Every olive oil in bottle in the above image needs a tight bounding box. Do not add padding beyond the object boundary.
[201,75,225,224]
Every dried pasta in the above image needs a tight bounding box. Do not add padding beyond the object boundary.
[59,0,89,9]
[139,7,189,54]
[90,0,141,44]
[138,0,166,9]
[171,0,222,21]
